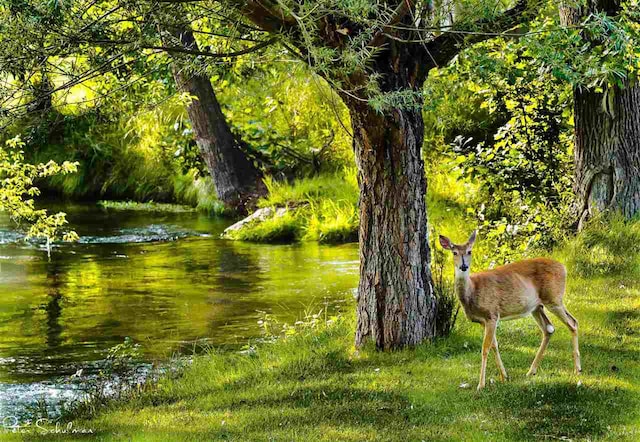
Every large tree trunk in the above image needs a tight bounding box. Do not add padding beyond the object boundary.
[348,101,436,349]
[561,1,640,226]
[573,85,640,225]
[170,29,265,213]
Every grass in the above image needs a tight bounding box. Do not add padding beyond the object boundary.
[225,210,302,242]
[98,201,197,213]
[226,170,360,243]
[303,200,359,243]
[172,172,229,216]
[259,170,358,209]
[97,173,228,217]
[557,212,640,277]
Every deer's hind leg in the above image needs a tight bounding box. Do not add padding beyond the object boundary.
[492,331,508,382]
[548,304,581,374]
[527,305,554,376]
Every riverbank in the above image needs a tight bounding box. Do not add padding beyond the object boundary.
[12,268,640,441]
[10,195,640,441]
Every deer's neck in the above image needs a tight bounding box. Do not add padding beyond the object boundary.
[454,273,473,304]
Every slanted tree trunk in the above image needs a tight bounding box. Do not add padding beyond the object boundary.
[349,101,436,349]
[561,2,640,226]
[170,29,264,213]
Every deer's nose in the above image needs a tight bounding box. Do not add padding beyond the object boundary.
[460,264,468,271]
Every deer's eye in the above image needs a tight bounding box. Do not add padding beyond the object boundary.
[453,252,458,256]
[468,251,472,255]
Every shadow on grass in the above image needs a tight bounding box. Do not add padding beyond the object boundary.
[481,381,638,440]
[606,308,640,337]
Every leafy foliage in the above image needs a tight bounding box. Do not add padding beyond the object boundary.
[220,66,353,176]
[424,38,576,254]
[0,136,78,246]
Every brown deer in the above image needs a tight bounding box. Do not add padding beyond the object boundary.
[439,230,581,391]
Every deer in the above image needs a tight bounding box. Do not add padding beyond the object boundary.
[438,230,581,391]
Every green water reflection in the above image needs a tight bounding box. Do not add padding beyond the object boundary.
[0,205,358,385]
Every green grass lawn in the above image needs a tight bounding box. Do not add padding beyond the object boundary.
[12,269,640,441]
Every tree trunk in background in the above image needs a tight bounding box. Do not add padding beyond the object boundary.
[170,29,265,213]
[573,86,640,225]
[348,101,436,349]
[561,2,640,226]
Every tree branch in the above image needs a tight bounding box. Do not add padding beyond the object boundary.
[368,0,414,48]
[71,36,279,58]
[145,36,279,57]
[231,0,297,34]
[421,0,537,68]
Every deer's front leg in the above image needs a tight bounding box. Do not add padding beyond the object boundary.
[478,320,497,391]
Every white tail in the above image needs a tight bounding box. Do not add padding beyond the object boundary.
[439,231,581,391]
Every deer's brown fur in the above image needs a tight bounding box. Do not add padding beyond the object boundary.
[439,231,581,391]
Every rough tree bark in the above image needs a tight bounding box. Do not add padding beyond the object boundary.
[170,28,265,213]
[349,101,436,349]
[573,86,640,225]
[561,1,640,226]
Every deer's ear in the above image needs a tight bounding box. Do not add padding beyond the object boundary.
[467,230,478,247]
[439,235,452,250]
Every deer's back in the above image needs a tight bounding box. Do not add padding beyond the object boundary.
[469,258,566,320]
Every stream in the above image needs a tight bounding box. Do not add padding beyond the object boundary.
[0,203,358,421]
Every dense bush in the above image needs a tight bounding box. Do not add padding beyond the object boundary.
[423,39,575,254]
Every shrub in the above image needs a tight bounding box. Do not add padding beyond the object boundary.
[430,230,459,338]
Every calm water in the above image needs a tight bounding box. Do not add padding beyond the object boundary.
[0,204,358,418]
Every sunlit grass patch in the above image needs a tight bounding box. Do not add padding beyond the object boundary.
[225,210,302,243]
[259,169,358,209]
[557,213,640,277]
[229,170,359,244]
[303,200,358,243]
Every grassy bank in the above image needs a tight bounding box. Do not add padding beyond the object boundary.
[224,170,359,243]
[14,268,640,441]
[10,175,640,441]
